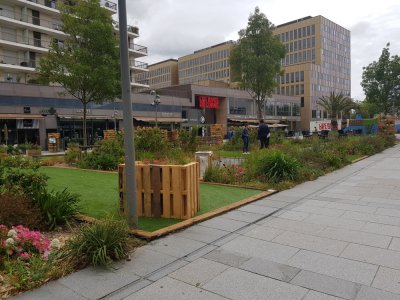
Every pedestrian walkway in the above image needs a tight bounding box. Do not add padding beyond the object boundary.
[13,144,400,299]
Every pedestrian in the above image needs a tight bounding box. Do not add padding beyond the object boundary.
[241,123,249,154]
[258,119,270,149]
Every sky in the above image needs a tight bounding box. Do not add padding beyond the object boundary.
[125,0,400,100]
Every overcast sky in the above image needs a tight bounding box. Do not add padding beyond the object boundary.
[125,0,400,100]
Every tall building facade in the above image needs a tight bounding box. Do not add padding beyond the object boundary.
[273,16,351,129]
[135,59,179,91]
[0,0,149,89]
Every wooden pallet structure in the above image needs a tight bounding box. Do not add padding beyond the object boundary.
[103,129,116,140]
[47,133,61,152]
[118,162,200,219]
[377,115,396,136]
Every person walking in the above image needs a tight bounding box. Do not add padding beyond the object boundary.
[258,119,270,149]
[241,123,250,154]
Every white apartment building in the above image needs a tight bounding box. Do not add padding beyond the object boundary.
[0,0,149,89]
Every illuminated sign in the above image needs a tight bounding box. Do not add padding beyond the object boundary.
[199,96,219,109]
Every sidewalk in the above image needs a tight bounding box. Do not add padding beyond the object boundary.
[13,144,400,300]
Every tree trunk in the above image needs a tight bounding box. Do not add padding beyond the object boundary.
[256,99,264,120]
[83,103,87,146]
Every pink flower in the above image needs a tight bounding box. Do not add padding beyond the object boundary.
[20,252,30,260]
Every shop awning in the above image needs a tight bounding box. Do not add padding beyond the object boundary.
[134,117,184,123]
[58,115,118,120]
[0,114,44,120]
[228,118,281,124]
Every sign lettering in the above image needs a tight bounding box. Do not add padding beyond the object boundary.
[199,96,219,109]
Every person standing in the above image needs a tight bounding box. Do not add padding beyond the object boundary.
[241,123,250,154]
[258,119,270,149]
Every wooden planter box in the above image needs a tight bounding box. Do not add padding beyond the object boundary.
[118,162,200,219]
[26,149,41,157]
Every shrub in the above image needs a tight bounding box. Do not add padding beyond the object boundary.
[64,143,81,165]
[135,127,170,154]
[203,164,245,184]
[256,150,300,182]
[64,218,130,267]
[35,189,80,230]
[0,155,40,170]
[178,127,198,152]
[0,193,43,229]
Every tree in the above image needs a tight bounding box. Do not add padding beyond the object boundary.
[318,92,357,128]
[39,0,120,146]
[230,7,286,120]
[361,43,400,115]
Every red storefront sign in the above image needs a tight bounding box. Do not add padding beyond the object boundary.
[199,96,219,109]
[318,122,332,130]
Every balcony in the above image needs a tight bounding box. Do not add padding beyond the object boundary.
[131,79,149,89]
[130,60,148,73]
[0,32,51,53]
[0,7,65,37]
[101,0,117,12]
[0,54,37,73]
[129,43,148,58]
[112,21,139,37]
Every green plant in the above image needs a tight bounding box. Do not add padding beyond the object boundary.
[178,127,199,152]
[35,189,80,230]
[256,150,300,182]
[135,127,170,154]
[65,143,81,165]
[64,218,130,267]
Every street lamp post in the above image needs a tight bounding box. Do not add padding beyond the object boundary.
[150,90,161,127]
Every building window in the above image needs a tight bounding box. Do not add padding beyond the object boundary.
[312,110,317,118]
[300,71,304,81]
[291,72,294,83]
[292,104,300,116]
[295,72,299,82]
[298,28,302,38]
[295,84,299,95]
[290,30,293,40]
[312,36,315,48]
[312,24,315,35]
[307,26,311,36]
[286,73,289,83]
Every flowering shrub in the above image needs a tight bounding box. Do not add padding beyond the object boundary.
[204,164,246,185]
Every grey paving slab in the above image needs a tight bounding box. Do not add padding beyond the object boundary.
[198,217,248,232]
[220,210,265,223]
[239,257,301,282]
[290,270,361,299]
[212,232,240,246]
[272,230,348,256]
[266,194,301,203]
[169,258,230,287]
[147,260,189,281]
[234,223,258,235]
[125,276,226,300]
[252,198,289,208]
[58,266,140,299]
[372,267,400,295]
[242,224,284,241]
[324,202,378,213]
[317,227,392,248]
[362,222,400,237]
[203,248,251,268]
[318,192,362,201]
[342,211,400,226]
[303,214,366,230]
[202,267,308,300]
[292,204,345,217]
[287,250,378,285]
[302,199,328,207]
[123,248,177,277]
[237,203,278,215]
[278,210,310,221]
[389,238,400,251]
[341,243,400,270]
[377,208,400,218]
[262,216,327,235]
[355,285,400,300]
[220,235,299,263]
[175,225,229,243]
[10,281,85,300]
[303,290,344,300]
[147,235,206,258]
[105,280,152,300]
[184,244,218,262]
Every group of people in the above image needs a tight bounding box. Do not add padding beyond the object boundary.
[241,120,270,154]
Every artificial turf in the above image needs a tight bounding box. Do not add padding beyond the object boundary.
[41,167,261,232]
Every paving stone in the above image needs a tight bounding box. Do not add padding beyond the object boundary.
[342,211,400,226]
[105,280,152,300]
[123,248,177,277]
[304,214,366,230]
[377,208,400,218]
[272,231,348,256]
[303,290,344,300]
[59,266,140,299]
[147,260,189,281]
[372,267,400,295]
[302,199,329,207]
[279,210,310,221]
[290,270,361,299]
[362,222,400,237]
[203,248,251,267]
[147,235,206,258]
[252,199,289,208]
[220,235,299,263]
[262,217,327,235]
[292,204,345,217]
[220,210,265,223]
[341,243,400,270]
[169,258,229,287]
[125,276,225,300]
[212,233,240,246]
[198,217,248,232]
[317,227,391,248]
[234,223,259,235]
[389,238,400,251]
[175,225,229,243]
[324,202,378,213]
[318,192,361,201]
[242,225,284,241]
[267,194,301,203]
[202,267,308,300]
[287,250,378,285]
[184,244,218,262]
[355,285,400,300]
[239,257,300,282]
[237,204,278,215]
[11,281,85,300]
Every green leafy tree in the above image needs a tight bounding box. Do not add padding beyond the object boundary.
[318,92,357,128]
[361,43,400,115]
[356,100,380,119]
[39,0,120,146]
[230,7,286,119]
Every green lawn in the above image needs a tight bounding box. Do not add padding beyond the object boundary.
[41,167,261,231]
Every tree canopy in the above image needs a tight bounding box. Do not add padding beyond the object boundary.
[318,92,357,120]
[361,43,400,115]
[230,7,286,120]
[39,0,120,145]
